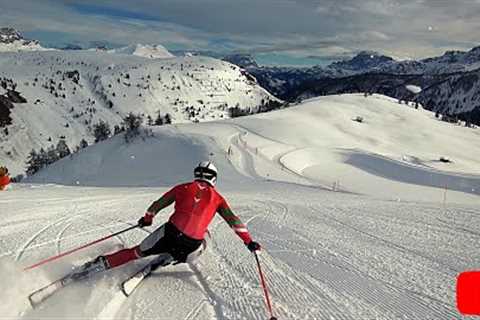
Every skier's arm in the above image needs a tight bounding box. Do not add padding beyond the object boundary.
[217,200,253,244]
[139,187,176,227]
[147,187,177,216]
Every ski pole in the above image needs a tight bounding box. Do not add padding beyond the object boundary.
[23,224,139,271]
[253,251,277,320]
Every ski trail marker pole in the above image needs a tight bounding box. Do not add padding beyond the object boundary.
[23,224,139,271]
[254,251,277,320]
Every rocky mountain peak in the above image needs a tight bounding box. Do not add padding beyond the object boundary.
[223,54,259,69]
[0,27,24,43]
[328,51,394,72]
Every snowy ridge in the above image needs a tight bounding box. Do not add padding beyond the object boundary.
[0,50,279,175]
[109,44,175,59]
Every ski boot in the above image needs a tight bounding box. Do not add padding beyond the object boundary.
[69,256,109,282]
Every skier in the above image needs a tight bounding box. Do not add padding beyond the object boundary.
[28,161,270,310]
[88,161,261,272]
[0,166,10,191]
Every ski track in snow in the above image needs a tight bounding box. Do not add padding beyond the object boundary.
[14,214,74,262]
[3,152,479,318]
[247,200,462,319]
[1,186,476,319]
[55,221,74,255]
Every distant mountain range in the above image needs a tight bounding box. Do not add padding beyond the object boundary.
[223,48,480,124]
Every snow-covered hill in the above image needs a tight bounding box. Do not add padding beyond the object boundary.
[0,49,279,176]
[1,94,478,320]
[29,94,480,203]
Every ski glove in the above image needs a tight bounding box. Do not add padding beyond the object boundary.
[247,241,261,252]
[138,212,154,227]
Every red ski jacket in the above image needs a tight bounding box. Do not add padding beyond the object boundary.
[147,180,252,243]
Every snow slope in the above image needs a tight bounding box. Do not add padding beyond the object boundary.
[1,94,478,319]
[0,50,278,176]
[30,94,480,203]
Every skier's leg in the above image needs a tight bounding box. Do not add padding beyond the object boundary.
[103,246,142,268]
[184,239,207,264]
[167,223,204,263]
[98,223,169,269]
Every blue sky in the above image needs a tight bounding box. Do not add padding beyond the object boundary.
[1,0,479,66]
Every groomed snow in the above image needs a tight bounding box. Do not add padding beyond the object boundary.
[1,94,479,319]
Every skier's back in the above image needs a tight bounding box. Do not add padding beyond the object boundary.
[99,161,260,269]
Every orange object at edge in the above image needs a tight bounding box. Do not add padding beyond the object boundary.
[0,175,10,190]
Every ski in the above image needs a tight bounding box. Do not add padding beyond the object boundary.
[121,254,173,297]
[28,256,109,308]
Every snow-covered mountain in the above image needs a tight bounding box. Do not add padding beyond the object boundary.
[328,51,395,73]
[225,46,480,86]
[0,27,49,52]
[333,47,480,75]
[222,54,259,69]
[224,47,480,122]
[109,44,175,59]
[0,48,280,176]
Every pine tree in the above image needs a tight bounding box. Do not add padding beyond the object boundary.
[123,113,143,142]
[46,145,59,165]
[56,139,71,158]
[26,148,49,175]
[164,113,172,124]
[154,112,164,126]
[123,113,142,133]
[93,120,111,143]
[80,139,88,149]
[38,148,48,168]
[114,125,124,135]
[26,149,40,175]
